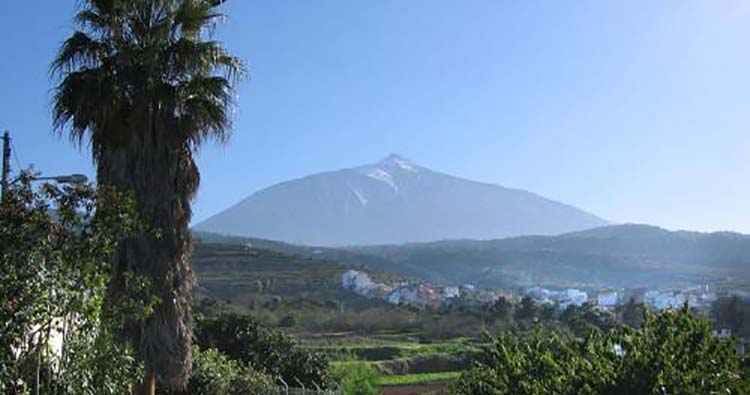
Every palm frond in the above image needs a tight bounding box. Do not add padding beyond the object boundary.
[176,75,234,143]
[166,39,244,82]
[174,0,222,40]
[51,31,108,75]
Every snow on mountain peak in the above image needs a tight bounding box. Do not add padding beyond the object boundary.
[379,154,420,173]
[352,189,369,206]
[362,168,398,191]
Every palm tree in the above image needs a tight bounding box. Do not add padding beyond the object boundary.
[51,0,244,391]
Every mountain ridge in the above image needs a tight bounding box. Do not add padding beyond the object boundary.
[194,223,750,289]
[195,155,607,246]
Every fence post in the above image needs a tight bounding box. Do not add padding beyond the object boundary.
[294,377,306,395]
[278,376,289,395]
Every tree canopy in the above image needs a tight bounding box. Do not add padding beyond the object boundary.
[453,306,749,395]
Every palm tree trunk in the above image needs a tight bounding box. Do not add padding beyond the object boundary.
[99,120,197,391]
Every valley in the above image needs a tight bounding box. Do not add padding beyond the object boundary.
[191,227,750,392]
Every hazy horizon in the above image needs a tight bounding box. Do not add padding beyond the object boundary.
[2,1,750,232]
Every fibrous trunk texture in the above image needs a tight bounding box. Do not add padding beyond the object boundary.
[100,116,197,391]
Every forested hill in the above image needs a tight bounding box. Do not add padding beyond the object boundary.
[193,224,750,289]
[349,224,750,288]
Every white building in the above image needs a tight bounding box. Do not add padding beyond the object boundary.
[341,270,373,295]
[388,290,402,305]
[527,287,588,307]
[645,290,686,310]
[527,287,555,303]
[559,289,588,307]
[462,284,476,292]
[597,292,619,307]
[443,286,460,299]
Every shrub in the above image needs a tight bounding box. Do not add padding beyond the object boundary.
[0,178,144,394]
[453,307,750,395]
[195,313,329,387]
[329,361,379,395]
[188,347,271,395]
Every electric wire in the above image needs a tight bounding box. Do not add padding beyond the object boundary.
[9,138,23,171]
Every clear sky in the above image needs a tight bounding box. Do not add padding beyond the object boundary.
[1,1,749,232]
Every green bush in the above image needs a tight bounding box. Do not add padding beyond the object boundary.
[0,178,144,394]
[195,312,329,387]
[188,347,272,395]
[453,306,750,395]
[329,361,379,395]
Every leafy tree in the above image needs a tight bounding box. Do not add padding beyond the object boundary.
[712,296,748,336]
[483,296,513,325]
[515,296,538,322]
[195,313,329,387]
[454,307,749,395]
[51,0,244,390]
[560,304,617,338]
[453,329,616,395]
[618,298,646,329]
[538,302,557,321]
[0,177,145,394]
[613,306,748,394]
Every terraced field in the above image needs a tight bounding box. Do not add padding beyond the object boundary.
[308,334,476,393]
[192,242,475,394]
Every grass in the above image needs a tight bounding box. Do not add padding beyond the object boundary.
[375,371,461,386]
[302,336,481,362]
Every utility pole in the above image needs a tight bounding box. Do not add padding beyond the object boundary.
[1,131,10,200]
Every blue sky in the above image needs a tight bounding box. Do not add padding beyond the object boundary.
[1,1,749,232]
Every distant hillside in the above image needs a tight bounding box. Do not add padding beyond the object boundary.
[191,241,401,311]
[194,225,750,289]
[193,231,445,280]
[348,224,750,288]
[194,155,607,246]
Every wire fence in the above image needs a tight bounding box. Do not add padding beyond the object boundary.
[260,378,341,395]
[261,389,341,395]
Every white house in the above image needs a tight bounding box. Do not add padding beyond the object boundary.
[388,290,402,305]
[559,289,588,307]
[645,290,686,310]
[443,286,460,299]
[341,270,373,295]
[597,292,619,307]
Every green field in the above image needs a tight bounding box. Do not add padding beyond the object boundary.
[375,371,461,386]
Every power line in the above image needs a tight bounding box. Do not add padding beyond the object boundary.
[9,138,23,171]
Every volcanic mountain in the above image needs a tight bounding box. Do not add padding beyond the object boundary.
[195,155,607,246]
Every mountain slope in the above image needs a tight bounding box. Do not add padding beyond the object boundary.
[195,155,607,246]
[348,224,750,288]
[193,224,750,289]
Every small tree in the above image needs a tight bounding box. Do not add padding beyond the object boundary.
[619,298,646,329]
[0,176,150,394]
[515,296,538,322]
[614,306,748,394]
[328,361,379,395]
[188,347,271,395]
[712,296,748,336]
[195,313,330,388]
